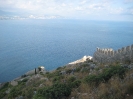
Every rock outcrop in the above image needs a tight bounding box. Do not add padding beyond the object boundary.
[69,56,93,64]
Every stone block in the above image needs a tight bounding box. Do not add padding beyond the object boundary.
[11,80,18,86]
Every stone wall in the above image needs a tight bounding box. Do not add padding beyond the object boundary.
[93,44,133,63]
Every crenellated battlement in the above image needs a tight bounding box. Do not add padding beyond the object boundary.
[93,44,133,63]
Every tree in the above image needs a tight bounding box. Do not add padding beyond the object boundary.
[35,68,37,75]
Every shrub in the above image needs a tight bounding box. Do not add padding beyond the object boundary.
[25,88,34,99]
[0,82,9,91]
[46,71,61,78]
[8,87,22,98]
[68,76,76,82]
[71,80,81,88]
[125,59,131,64]
[0,82,10,98]
[75,67,81,72]
[56,67,62,70]
[21,74,27,78]
[36,83,71,99]
[8,82,25,98]
[40,72,43,74]
[66,69,72,74]
[100,65,127,82]
[0,92,6,99]
[101,68,113,82]
[81,67,89,73]
[52,75,64,83]
[84,74,102,86]
[22,78,28,82]
[46,72,49,74]
[95,67,100,71]
[84,65,127,85]
[81,63,89,67]
[126,81,133,94]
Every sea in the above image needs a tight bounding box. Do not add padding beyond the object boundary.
[0,19,133,83]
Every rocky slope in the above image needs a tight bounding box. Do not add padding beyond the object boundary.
[0,56,133,99]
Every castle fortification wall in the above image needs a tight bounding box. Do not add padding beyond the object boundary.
[93,44,133,63]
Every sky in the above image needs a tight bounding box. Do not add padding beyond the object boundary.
[0,0,133,21]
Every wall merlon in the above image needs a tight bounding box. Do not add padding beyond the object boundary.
[118,49,121,53]
[111,51,114,56]
[122,47,126,52]
[110,48,113,51]
[102,49,105,54]
[114,50,118,54]
[107,49,110,51]
[97,47,99,52]
[120,49,123,53]
[104,49,107,51]
[105,51,108,55]
[93,44,133,63]
[100,49,102,53]
[126,46,131,51]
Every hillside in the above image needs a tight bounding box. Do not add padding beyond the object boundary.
[0,44,133,99]
[0,59,133,99]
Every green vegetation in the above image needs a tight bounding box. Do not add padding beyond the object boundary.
[0,82,10,98]
[70,80,81,88]
[34,83,71,99]
[75,67,81,72]
[8,80,26,98]
[0,61,133,99]
[85,65,127,86]
[35,68,37,74]
[52,75,64,83]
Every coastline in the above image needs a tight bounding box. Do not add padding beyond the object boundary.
[0,55,93,84]
[1,44,133,99]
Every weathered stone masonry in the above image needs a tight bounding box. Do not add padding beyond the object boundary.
[93,44,133,63]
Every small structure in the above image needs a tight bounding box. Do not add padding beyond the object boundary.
[38,66,45,72]
[25,66,46,76]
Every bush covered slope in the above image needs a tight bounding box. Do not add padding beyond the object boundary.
[0,60,133,99]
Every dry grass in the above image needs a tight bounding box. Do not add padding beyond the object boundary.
[1,62,133,99]
[70,83,92,99]
[25,63,133,99]
[69,62,133,99]
[95,72,133,99]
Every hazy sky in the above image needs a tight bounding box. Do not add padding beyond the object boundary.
[0,0,133,21]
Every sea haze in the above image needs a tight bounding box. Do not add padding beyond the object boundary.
[0,19,133,83]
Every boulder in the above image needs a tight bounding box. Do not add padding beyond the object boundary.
[10,80,18,86]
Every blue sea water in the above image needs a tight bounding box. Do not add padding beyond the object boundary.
[0,19,133,83]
